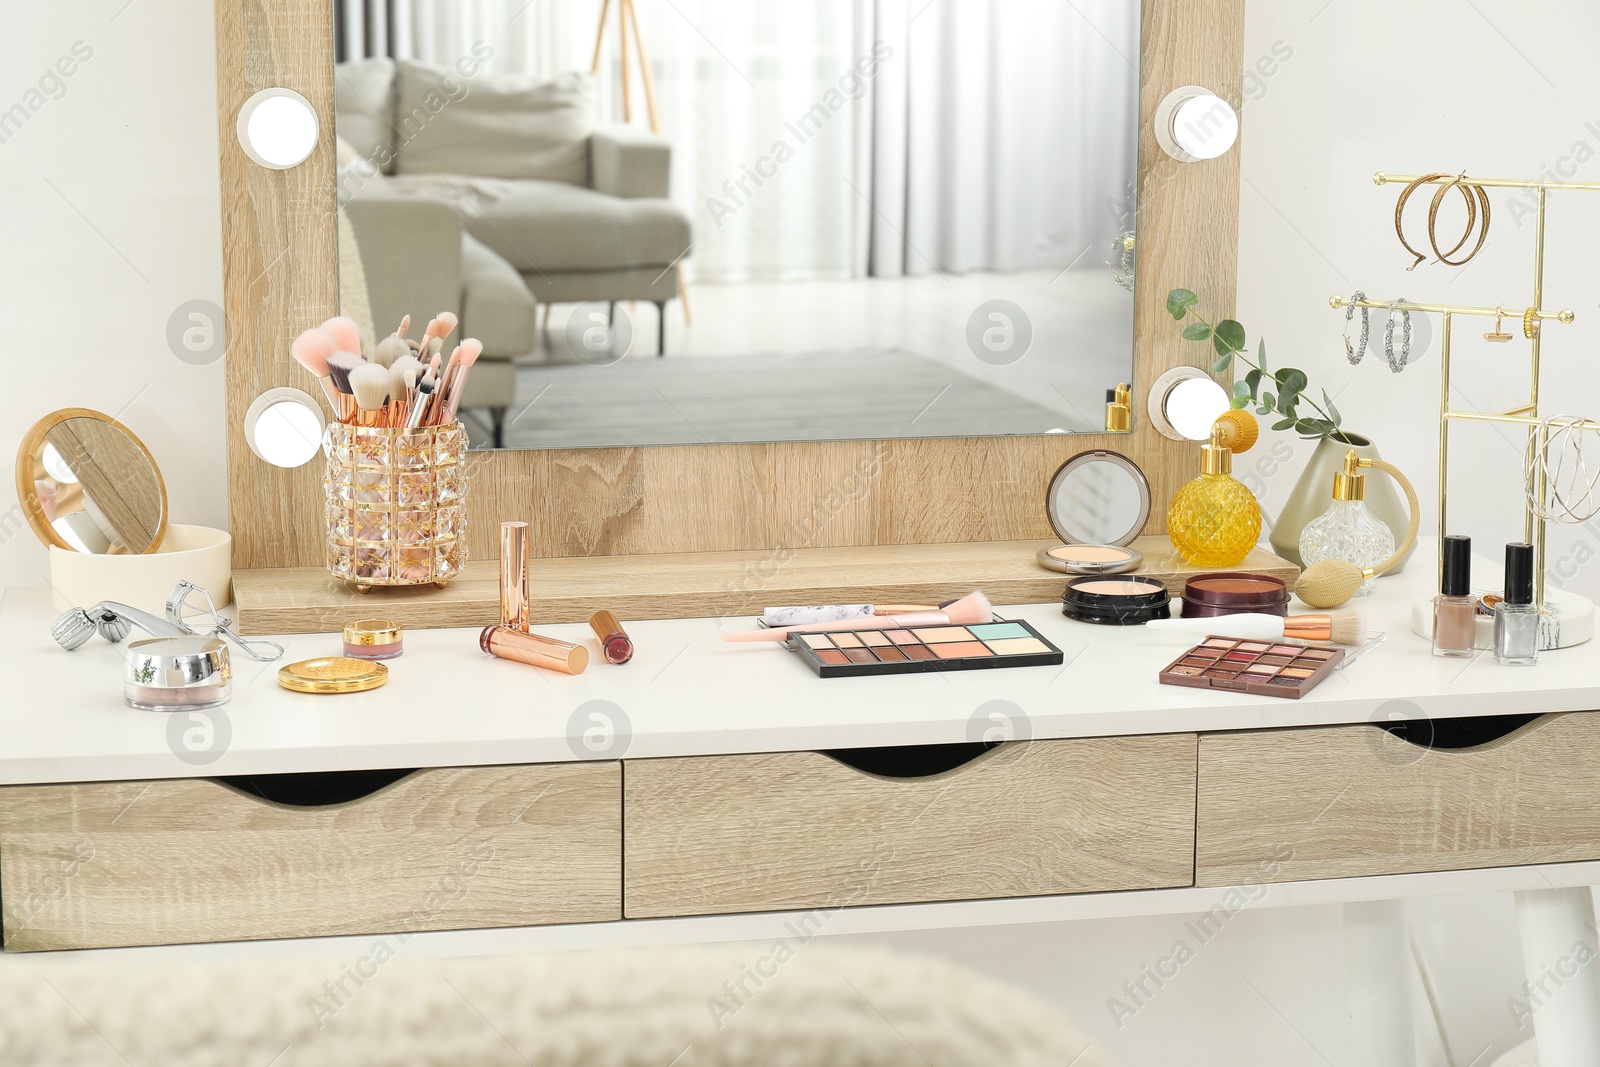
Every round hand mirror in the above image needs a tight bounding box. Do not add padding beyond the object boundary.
[14,408,168,554]
[1039,450,1151,573]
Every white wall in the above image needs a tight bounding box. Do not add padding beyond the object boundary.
[0,1,224,592]
[2,0,1595,1063]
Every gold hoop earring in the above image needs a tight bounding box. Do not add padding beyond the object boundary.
[1395,172,1452,271]
[1428,173,1491,267]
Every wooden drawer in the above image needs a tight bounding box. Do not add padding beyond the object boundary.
[0,763,620,951]
[1196,713,1600,887]
[623,736,1197,918]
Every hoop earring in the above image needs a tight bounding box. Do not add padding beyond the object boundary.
[1344,291,1370,364]
[1395,172,1453,270]
[1428,173,1491,267]
[1485,307,1513,343]
[1384,301,1413,373]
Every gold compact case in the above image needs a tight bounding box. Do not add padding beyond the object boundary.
[278,656,389,694]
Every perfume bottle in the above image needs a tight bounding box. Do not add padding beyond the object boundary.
[1495,541,1538,665]
[1168,425,1262,568]
[1433,534,1475,658]
[1298,450,1395,598]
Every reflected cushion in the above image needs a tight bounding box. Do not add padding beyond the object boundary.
[332,58,397,175]
[395,62,594,186]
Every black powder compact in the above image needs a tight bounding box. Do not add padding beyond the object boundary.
[1061,574,1173,626]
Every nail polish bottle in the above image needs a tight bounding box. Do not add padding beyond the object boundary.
[1495,542,1539,665]
[1433,534,1475,658]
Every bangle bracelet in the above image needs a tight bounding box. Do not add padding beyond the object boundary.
[1428,173,1491,267]
[1525,307,1542,340]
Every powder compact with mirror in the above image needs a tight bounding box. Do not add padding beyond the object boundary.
[1036,450,1149,575]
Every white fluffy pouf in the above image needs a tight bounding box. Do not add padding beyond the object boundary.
[0,943,1105,1067]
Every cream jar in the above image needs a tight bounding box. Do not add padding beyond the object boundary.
[343,619,404,660]
[123,636,232,712]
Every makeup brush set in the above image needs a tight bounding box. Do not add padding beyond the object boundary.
[291,312,482,429]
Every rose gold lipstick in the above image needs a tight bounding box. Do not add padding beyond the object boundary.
[500,521,529,631]
[479,625,588,675]
[589,609,633,664]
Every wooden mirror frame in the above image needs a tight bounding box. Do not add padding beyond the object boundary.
[15,407,170,555]
[215,0,1244,624]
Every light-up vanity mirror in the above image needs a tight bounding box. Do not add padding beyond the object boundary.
[215,0,1244,620]
[329,1,1140,450]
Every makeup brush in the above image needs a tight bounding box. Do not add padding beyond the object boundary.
[724,591,994,644]
[395,314,411,340]
[763,602,941,627]
[1146,611,1367,645]
[289,327,341,407]
[442,338,484,421]
[324,316,365,358]
[407,374,437,429]
[386,362,416,428]
[348,362,391,428]
[325,351,365,423]
[374,335,411,369]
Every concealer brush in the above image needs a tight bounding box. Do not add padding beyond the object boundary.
[289,327,341,407]
[723,591,994,643]
[395,314,411,340]
[442,338,484,421]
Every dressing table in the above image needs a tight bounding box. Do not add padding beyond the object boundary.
[3,547,1600,1067]
[6,0,1593,1064]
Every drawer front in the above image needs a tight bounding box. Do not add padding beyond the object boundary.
[0,763,620,951]
[624,736,1197,918]
[1196,713,1600,887]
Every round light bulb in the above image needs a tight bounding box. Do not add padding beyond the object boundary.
[1172,94,1239,160]
[245,388,326,468]
[1165,377,1231,441]
[237,88,319,170]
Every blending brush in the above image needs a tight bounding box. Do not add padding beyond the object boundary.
[324,316,365,358]
[723,591,994,644]
[1146,611,1367,646]
[348,362,391,428]
[289,327,341,407]
[325,351,366,423]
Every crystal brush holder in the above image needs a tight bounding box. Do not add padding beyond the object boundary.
[325,421,468,591]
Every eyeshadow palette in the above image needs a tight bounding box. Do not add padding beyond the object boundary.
[1158,635,1345,699]
[786,620,1064,678]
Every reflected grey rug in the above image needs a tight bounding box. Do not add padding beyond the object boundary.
[488,349,1084,449]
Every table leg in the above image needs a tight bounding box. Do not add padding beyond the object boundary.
[1515,887,1600,1067]
[1346,899,1415,1067]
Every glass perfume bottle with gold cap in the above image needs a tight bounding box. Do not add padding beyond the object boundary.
[1168,425,1261,567]
[1298,449,1395,598]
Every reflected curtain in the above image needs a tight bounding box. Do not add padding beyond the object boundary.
[335,0,577,77]
[854,0,1140,277]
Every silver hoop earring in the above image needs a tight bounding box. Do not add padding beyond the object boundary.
[1343,291,1370,365]
[1384,301,1412,373]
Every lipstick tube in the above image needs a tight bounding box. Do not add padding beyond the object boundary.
[499,521,529,631]
[589,609,633,664]
[480,625,588,675]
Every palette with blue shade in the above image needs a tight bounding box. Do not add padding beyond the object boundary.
[786,618,1064,678]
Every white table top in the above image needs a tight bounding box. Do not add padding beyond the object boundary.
[2,539,1595,785]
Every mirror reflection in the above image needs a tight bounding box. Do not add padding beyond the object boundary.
[18,411,168,554]
[332,1,1139,450]
[1047,450,1149,547]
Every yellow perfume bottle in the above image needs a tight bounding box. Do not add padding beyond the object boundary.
[1168,425,1262,567]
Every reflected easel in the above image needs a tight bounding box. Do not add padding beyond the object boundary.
[588,0,692,328]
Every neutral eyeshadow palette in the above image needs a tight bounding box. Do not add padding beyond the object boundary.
[786,620,1064,678]
[1158,635,1345,699]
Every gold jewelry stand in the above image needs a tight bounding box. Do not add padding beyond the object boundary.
[1331,170,1598,620]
